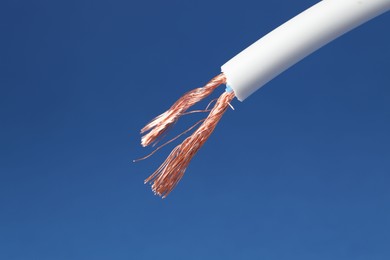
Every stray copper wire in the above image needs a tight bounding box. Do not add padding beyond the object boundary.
[180,97,219,115]
[135,97,220,161]
[144,91,235,198]
[133,118,205,162]
[140,73,226,147]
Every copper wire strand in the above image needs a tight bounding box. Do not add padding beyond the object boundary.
[149,98,218,148]
[205,97,219,110]
[136,98,219,159]
[150,99,216,147]
[133,118,206,162]
[180,97,219,115]
[144,91,235,198]
[150,120,176,148]
[140,73,226,147]
[181,109,211,116]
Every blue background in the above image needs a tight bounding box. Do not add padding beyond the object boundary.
[1,0,390,259]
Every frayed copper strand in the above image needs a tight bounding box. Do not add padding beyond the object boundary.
[134,98,219,162]
[133,118,205,162]
[140,73,226,147]
[145,91,235,198]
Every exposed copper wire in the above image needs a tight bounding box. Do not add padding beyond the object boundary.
[133,118,205,162]
[140,73,226,147]
[181,109,211,116]
[180,97,219,115]
[134,98,220,161]
[144,91,235,198]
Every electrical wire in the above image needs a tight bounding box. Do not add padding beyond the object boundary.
[137,0,390,198]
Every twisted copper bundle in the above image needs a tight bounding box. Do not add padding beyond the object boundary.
[144,91,235,198]
[140,73,226,147]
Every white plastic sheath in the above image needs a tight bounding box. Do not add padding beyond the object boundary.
[221,0,390,101]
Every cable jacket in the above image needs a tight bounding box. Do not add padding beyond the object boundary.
[221,0,390,101]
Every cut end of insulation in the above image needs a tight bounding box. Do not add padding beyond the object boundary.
[225,85,233,93]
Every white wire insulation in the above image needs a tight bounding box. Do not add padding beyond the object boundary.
[221,0,390,101]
